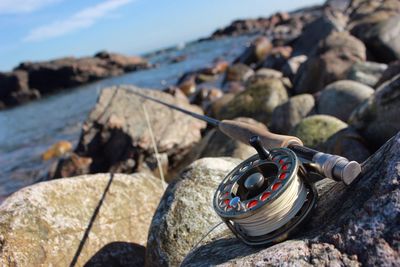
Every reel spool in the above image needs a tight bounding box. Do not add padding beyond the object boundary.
[213,137,317,246]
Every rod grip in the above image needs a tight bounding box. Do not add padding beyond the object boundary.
[219,120,303,149]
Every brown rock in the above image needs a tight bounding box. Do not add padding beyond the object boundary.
[54,86,206,181]
[0,70,40,108]
[233,36,273,67]
[294,31,366,94]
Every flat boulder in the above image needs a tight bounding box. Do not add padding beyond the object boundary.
[317,80,374,122]
[0,173,166,266]
[54,85,206,181]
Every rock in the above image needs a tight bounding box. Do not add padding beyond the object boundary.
[0,71,40,108]
[145,157,241,267]
[261,46,292,71]
[317,80,374,122]
[270,94,316,134]
[351,14,400,63]
[253,68,283,79]
[182,132,400,266]
[190,87,223,111]
[209,93,236,117]
[41,140,73,160]
[321,127,370,163]
[177,74,196,96]
[292,9,347,56]
[325,0,351,12]
[294,31,366,94]
[0,173,166,266]
[233,36,273,67]
[223,63,254,85]
[15,52,151,95]
[94,51,149,71]
[375,60,400,87]
[209,12,292,39]
[54,86,206,180]
[346,61,387,87]
[282,55,308,80]
[291,115,348,149]
[349,74,400,149]
[190,117,265,160]
[218,78,288,125]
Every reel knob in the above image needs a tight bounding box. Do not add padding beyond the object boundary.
[244,172,264,191]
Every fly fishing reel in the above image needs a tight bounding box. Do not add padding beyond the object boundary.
[213,136,317,246]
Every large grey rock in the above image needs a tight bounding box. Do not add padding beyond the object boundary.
[291,115,348,149]
[0,173,166,267]
[346,61,387,87]
[292,9,348,56]
[294,31,366,94]
[270,94,316,134]
[54,86,206,181]
[145,157,241,267]
[353,15,400,63]
[218,78,288,126]
[317,80,374,122]
[182,132,400,266]
[349,74,400,148]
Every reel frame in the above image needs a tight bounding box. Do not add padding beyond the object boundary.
[213,147,318,246]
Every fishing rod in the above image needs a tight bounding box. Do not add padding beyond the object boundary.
[131,90,362,246]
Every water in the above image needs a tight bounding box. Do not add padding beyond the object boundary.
[0,36,252,197]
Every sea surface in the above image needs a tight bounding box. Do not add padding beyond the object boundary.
[0,36,252,198]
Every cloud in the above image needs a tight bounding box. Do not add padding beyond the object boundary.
[0,0,61,14]
[23,0,134,42]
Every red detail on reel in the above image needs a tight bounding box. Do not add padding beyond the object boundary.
[279,173,286,180]
[261,192,271,201]
[279,159,284,164]
[282,164,289,171]
[224,199,230,206]
[272,182,282,191]
[247,200,258,208]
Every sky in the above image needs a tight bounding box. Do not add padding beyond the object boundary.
[0,0,324,71]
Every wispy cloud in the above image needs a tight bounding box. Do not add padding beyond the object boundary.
[0,0,61,14]
[23,0,134,42]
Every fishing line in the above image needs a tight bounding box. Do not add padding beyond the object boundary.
[232,173,307,236]
[141,102,166,189]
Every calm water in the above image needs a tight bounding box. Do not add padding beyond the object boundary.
[0,36,252,197]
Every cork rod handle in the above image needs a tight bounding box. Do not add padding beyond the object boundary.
[218,120,303,149]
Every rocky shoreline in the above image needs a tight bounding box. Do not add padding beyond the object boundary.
[0,51,151,109]
[1,0,400,266]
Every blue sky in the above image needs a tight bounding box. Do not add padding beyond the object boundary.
[0,0,324,71]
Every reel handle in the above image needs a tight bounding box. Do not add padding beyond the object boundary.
[219,120,303,149]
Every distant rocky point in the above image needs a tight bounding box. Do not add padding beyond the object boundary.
[0,51,152,109]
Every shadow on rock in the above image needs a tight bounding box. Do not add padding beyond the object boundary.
[84,242,145,267]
